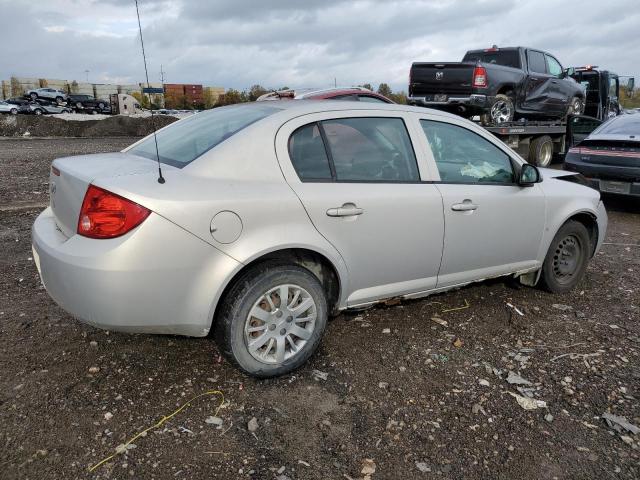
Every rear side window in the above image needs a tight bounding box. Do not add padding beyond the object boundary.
[288,124,333,180]
[528,51,547,74]
[420,120,514,184]
[288,117,419,182]
[128,104,279,167]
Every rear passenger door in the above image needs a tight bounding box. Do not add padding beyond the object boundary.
[415,116,546,287]
[275,112,445,307]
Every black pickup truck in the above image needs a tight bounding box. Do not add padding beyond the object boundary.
[408,46,585,125]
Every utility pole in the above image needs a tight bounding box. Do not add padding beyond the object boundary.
[84,70,89,82]
[160,64,165,84]
[334,77,337,88]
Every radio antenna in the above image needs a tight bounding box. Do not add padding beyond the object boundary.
[135,0,165,184]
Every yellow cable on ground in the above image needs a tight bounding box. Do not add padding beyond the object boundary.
[89,390,225,473]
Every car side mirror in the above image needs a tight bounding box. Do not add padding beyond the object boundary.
[519,164,541,186]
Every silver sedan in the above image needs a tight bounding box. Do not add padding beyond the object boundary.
[32,101,607,377]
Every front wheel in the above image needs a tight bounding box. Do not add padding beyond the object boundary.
[29,93,38,101]
[539,220,591,294]
[10,108,18,115]
[566,96,584,116]
[34,108,43,115]
[214,263,328,378]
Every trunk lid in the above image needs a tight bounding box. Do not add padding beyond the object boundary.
[409,62,475,96]
[49,152,162,237]
[574,139,640,168]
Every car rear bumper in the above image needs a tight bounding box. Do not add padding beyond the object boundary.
[32,207,240,337]
[564,156,640,196]
[408,94,488,110]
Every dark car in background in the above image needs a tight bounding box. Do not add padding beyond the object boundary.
[408,46,585,124]
[68,94,108,112]
[565,115,640,196]
[5,98,32,114]
[257,87,394,103]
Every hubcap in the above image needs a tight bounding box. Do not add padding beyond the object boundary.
[244,284,317,364]
[539,142,553,166]
[571,99,582,115]
[552,235,582,284]
[490,100,512,124]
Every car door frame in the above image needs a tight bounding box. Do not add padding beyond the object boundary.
[405,110,547,287]
[273,108,446,307]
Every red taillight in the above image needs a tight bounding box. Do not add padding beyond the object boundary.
[77,185,150,239]
[473,66,487,87]
[568,147,582,154]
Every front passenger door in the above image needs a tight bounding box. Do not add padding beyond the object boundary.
[418,119,546,287]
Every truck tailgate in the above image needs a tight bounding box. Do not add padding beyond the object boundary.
[410,62,474,96]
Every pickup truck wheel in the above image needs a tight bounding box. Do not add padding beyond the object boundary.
[482,94,514,125]
[529,135,554,167]
[539,220,591,294]
[566,96,584,116]
[214,262,328,378]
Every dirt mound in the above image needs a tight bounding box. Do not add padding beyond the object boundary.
[0,114,177,137]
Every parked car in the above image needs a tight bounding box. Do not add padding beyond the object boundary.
[27,100,71,115]
[5,98,32,114]
[25,88,68,104]
[0,100,19,114]
[32,102,607,377]
[68,94,108,111]
[408,46,585,124]
[565,114,640,196]
[257,86,393,103]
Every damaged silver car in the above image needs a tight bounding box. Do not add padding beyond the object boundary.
[32,101,607,377]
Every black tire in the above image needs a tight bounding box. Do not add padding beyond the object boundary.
[214,262,328,378]
[10,108,18,115]
[98,102,105,109]
[55,96,64,104]
[29,93,38,100]
[539,220,591,294]
[481,93,515,125]
[529,135,554,167]
[76,102,83,109]
[34,108,43,115]
[566,96,584,117]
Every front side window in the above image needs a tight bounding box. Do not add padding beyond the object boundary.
[128,104,280,167]
[545,55,563,77]
[528,51,547,74]
[322,117,419,182]
[420,120,514,184]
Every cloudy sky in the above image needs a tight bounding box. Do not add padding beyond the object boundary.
[1,0,638,92]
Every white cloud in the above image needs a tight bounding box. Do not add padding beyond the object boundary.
[1,0,638,91]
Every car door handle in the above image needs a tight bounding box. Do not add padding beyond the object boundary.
[451,200,478,212]
[326,204,364,217]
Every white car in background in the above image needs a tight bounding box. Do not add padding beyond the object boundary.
[25,88,68,104]
[0,100,19,114]
[32,101,607,377]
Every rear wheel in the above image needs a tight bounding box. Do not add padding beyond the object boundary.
[55,96,64,104]
[29,93,38,100]
[539,220,591,294]
[10,108,18,115]
[214,263,328,378]
[34,108,43,115]
[529,135,554,167]
[482,94,515,125]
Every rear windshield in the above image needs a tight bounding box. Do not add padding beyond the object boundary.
[128,104,280,167]
[462,50,521,69]
[594,116,640,135]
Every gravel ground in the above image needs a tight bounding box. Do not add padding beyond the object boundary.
[0,138,639,480]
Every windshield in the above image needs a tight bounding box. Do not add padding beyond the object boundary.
[128,104,280,167]
[462,50,520,69]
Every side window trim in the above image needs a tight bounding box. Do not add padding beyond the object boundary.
[317,122,337,180]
